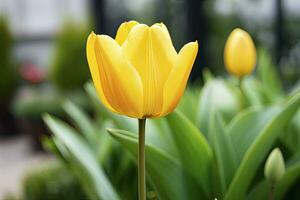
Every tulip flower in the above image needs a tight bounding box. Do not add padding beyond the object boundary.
[86,20,198,200]
[87,20,198,119]
[224,28,256,77]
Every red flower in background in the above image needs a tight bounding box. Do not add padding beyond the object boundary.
[20,63,45,84]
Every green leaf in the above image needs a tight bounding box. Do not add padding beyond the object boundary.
[280,109,300,153]
[228,107,280,163]
[63,100,97,146]
[246,180,268,200]
[177,88,199,123]
[167,111,213,198]
[197,79,240,136]
[225,91,300,199]
[108,128,187,200]
[44,114,120,200]
[52,137,100,200]
[275,155,300,199]
[257,48,283,102]
[209,112,237,196]
[242,76,267,108]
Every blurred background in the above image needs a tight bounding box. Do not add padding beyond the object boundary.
[0,0,299,199]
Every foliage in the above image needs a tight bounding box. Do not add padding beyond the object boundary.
[12,85,91,120]
[49,23,91,91]
[0,17,15,103]
[11,85,63,120]
[43,99,137,200]
[22,162,88,200]
[44,50,300,199]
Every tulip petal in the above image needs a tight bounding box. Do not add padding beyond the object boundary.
[94,34,143,118]
[87,32,116,112]
[115,20,139,45]
[152,23,177,55]
[160,41,198,116]
[122,24,177,117]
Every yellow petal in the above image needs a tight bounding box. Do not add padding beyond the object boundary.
[94,34,143,118]
[152,23,176,54]
[122,24,177,117]
[224,28,256,76]
[86,32,116,112]
[115,20,139,45]
[160,41,198,116]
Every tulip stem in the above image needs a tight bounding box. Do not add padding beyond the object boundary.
[238,76,247,105]
[269,183,275,200]
[138,118,146,200]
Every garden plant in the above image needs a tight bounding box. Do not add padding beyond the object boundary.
[43,21,300,200]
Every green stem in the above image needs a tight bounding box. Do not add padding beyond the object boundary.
[269,184,275,200]
[138,118,146,200]
[238,76,247,107]
[238,76,244,95]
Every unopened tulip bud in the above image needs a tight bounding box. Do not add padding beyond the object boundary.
[264,148,285,184]
[224,28,257,77]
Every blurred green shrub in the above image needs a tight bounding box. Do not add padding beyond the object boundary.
[12,85,91,120]
[22,162,88,200]
[0,17,15,103]
[49,23,90,91]
[12,85,64,120]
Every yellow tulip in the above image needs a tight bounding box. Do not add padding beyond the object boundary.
[87,20,198,118]
[224,28,257,77]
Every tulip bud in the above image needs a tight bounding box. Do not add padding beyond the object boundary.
[224,28,257,77]
[264,148,285,184]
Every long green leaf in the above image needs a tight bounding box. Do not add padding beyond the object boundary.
[225,91,300,199]
[44,114,120,200]
[242,76,266,108]
[197,79,240,136]
[108,128,187,200]
[177,88,199,123]
[209,112,237,196]
[275,155,300,199]
[257,48,283,102]
[228,107,280,163]
[52,137,100,200]
[63,100,96,146]
[280,109,300,153]
[167,111,213,198]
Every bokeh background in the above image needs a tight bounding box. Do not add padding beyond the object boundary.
[0,0,299,199]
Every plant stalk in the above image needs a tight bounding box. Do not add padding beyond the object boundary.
[138,118,146,200]
[269,184,275,200]
[238,76,247,107]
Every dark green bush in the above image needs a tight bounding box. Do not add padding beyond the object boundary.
[11,84,91,120]
[0,17,15,103]
[22,162,88,200]
[49,23,91,91]
[11,85,64,120]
